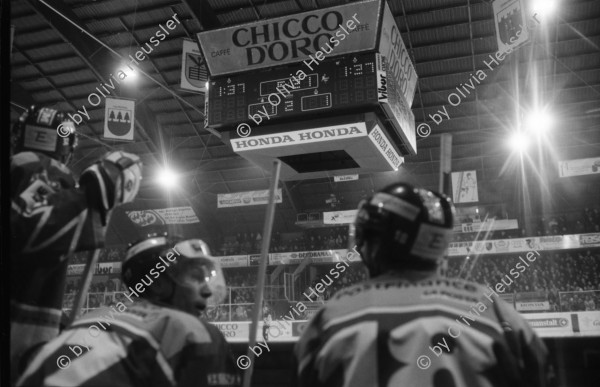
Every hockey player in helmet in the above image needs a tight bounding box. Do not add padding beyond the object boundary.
[295,182,548,387]
[17,235,241,387]
[10,105,143,380]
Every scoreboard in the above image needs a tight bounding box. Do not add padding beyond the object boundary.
[206,53,382,130]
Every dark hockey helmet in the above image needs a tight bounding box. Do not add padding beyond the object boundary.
[355,183,455,272]
[11,105,77,164]
[123,233,226,304]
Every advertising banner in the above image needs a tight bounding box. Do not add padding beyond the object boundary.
[559,157,600,177]
[211,311,600,341]
[460,219,519,233]
[197,0,381,76]
[211,321,294,342]
[522,313,572,337]
[104,98,134,141]
[577,311,600,336]
[516,301,551,312]
[270,249,350,265]
[126,207,200,227]
[447,233,600,256]
[217,255,249,267]
[376,54,416,155]
[230,124,367,153]
[67,264,85,276]
[368,125,403,170]
[217,189,283,208]
[377,1,417,106]
[333,174,359,182]
[67,262,122,276]
[452,170,479,203]
[580,233,600,247]
[323,210,358,224]
[249,254,261,266]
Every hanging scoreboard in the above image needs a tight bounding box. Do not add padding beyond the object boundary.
[198,0,419,165]
[206,51,416,155]
[206,52,380,129]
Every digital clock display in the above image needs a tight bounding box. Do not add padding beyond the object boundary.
[206,52,380,130]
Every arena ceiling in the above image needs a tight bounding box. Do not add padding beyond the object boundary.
[9,0,600,243]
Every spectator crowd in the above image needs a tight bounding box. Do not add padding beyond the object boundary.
[62,206,600,318]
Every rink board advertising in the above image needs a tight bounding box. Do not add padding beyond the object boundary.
[206,311,600,340]
[68,232,600,271]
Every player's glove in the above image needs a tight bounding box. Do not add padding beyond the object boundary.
[80,151,142,225]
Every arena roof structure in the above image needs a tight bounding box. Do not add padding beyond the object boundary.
[9,0,600,244]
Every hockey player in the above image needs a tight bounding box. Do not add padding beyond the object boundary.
[295,183,548,387]
[262,303,273,341]
[10,105,142,378]
[16,235,242,387]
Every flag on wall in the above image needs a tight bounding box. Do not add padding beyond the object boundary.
[104,98,134,141]
[180,39,207,93]
[492,0,530,54]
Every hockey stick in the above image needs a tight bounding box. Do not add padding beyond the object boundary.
[439,133,452,277]
[68,248,101,325]
[243,160,281,387]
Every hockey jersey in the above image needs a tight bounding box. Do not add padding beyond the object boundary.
[295,271,548,387]
[11,151,106,376]
[16,299,242,387]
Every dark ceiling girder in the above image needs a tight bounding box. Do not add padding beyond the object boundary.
[23,0,161,155]
[179,0,222,30]
[10,83,35,109]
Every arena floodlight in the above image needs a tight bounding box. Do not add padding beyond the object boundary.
[525,109,553,134]
[531,0,558,20]
[117,64,139,84]
[509,131,530,153]
[156,167,179,189]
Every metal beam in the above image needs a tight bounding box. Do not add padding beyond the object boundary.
[24,0,163,154]
[179,0,222,30]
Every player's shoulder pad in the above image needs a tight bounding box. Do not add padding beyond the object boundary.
[156,308,224,357]
[11,151,42,168]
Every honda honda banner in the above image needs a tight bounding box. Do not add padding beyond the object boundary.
[104,98,134,141]
[217,189,282,208]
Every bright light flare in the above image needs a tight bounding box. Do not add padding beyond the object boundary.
[525,110,553,134]
[156,167,179,189]
[508,132,530,153]
[531,0,558,19]
[116,63,139,84]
